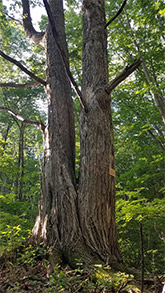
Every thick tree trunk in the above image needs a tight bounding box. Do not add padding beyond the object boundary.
[31,0,82,262]
[78,0,121,263]
[31,0,121,265]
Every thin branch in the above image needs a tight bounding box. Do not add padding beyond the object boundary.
[147,129,164,150]
[124,8,165,124]
[124,101,164,150]
[105,0,127,28]
[42,0,86,110]
[21,0,45,45]
[0,106,46,132]
[0,50,47,86]
[6,13,22,23]
[105,58,142,94]
[0,81,40,88]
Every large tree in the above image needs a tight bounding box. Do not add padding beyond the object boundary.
[0,0,141,266]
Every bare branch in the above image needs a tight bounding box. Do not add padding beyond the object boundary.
[6,13,22,23]
[105,0,127,28]
[0,50,47,87]
[21,0,45,45]
[0,106,46,132]
[105,58,142,94]
[42,0,86,110]
[0,81,40,88]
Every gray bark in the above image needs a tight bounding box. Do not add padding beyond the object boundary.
[78,0,121,263]
[31,0,82,262]
[25,0,122,265]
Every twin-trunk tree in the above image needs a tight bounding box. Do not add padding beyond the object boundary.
[0,0,141,265]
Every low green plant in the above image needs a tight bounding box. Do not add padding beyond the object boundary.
[16,244,47,267]
[0,224,28,255]
[46,264,136,292]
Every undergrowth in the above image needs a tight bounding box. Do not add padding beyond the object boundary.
[0,244,164,292]
[0,244,141,292]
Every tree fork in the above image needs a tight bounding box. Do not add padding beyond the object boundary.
[1,0,143,267]
[43,0,87,110]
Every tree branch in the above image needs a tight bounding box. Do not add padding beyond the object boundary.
[147,129,164,150]
[0,81,40,88]
[105,0,127,28]
[42,0,86,110]
[105,58,142,94]
[123,101,164,150]
[124,8,165,124]
[0,50,47,86]
[0,106,46,132]
[21,0,45,45]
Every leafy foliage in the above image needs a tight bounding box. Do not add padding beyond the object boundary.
[47,264,136,292]
[0,0,164,280]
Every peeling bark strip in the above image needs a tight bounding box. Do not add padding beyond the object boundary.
[0,50,46,86]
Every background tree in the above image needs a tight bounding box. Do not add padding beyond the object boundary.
[105,0,164,273]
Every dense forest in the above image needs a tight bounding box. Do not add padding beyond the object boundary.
[0,0,164,292]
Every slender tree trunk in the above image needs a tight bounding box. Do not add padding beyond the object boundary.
[15,122,25,200]
[18,123,24,201]
[3,123,11,144]
[140,222,144,293]
[0,123,11,193]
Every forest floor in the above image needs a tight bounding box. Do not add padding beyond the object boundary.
[0,246,163,292]
[0,259,48,292]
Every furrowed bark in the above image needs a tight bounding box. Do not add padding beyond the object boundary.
[31,0,84,263]
[78,0,121,263]
[43,0,86,110]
